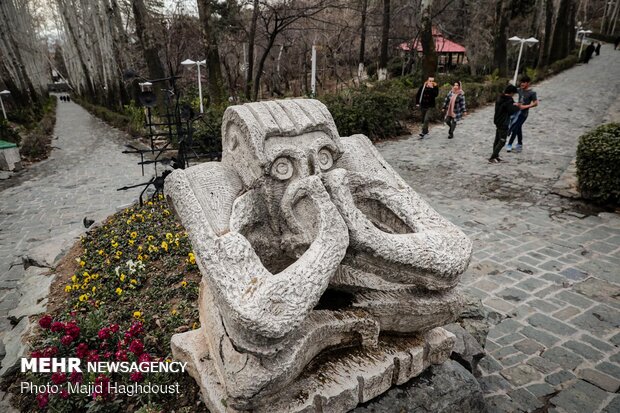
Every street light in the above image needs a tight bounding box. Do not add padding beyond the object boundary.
[0,90,10,120]
[577,29,592,59]
[508,36,539,85]
[181,59,206,113]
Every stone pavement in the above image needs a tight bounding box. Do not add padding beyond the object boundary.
[377,49,620,412]
[0,99,148,367]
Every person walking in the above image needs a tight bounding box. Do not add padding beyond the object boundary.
[441,81,467,139]
[507,75,538,153]
[595,42,601,56]
[583,42,596,63]
[415,76,439,139]
[489,84,521,163]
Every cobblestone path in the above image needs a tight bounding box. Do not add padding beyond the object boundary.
[0,100,146,344]
[377,49,620,412]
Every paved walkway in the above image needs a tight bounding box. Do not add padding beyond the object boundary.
[377,49,620,412]
[0,100,147,345]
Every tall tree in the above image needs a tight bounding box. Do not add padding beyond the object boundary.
[132,0,167,108]
[420,0,437,78]
[358,0,368,79]
[378,0,390,80]
[197,0,226,105]
[492,0,512,77]
[244,0,260,100]
[548,0,576,62]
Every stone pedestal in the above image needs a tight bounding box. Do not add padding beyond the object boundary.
[172,327,456,413]
[0,143,21,171]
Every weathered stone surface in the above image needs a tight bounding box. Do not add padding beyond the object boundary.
[351,361,486,413]
[444,323,485,373]
[8,266,54,319]
[577,368,620,392]
[499,364,542,387]
[0,317,30,376]
[549,380,608,413]
[172,327,456,413]
[165,99,472,410]
[0,147,21,171]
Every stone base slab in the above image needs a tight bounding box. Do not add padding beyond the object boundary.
[171,327,455,413]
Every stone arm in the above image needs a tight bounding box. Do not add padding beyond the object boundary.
[165,165,348,354]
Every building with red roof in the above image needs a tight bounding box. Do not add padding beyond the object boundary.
[399,27,467,72]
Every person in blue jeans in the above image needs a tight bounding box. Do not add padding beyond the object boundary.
[507,75,538,153]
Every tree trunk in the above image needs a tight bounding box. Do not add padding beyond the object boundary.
[358,0,368,78]
[378,0,390,80]
[197,0,226,105]
[253,31,277,101]
[493,0,512,77]
[548,0,575,62]
[537,0,554,68]
[244,0,259,100]
[420,0,437,78]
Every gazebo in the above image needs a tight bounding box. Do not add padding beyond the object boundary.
[399,27,466,72]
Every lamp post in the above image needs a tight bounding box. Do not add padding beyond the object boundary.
[577,29,592,59]
[0,90,10,120]
[181,59,206,113]
[508,36,539,85]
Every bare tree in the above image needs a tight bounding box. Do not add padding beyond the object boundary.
[378,0,390,80]
[420,0,437,78]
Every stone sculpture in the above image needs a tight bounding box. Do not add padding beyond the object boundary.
[165,99,472,413]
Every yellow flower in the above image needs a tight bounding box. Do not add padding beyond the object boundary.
[161,241,168,252]
[130,279,137,285]
[128,239,135,246]
[137,254,144,261]
[133,311,141,318]
[98,250,104,255]
[111,240,118,248]
[71,275,77,283]
[116,251,123,257]
[147,201,153,206]
[79,261,85,267]
[188,252,196,265]
[64,285,72,293]
[126,219,132,225]
[92,286,96,293]
[147,235,154,242]
[163,209,171,216]
[181,280,187,288]
[171,309,177,315]
[120,273,126,282]
[138,245,143,252]
[192,322,198,330]
[115,288,123,295]
[83,271,89,278]
[166,233,173,240]
[130,232,138,239]
[91,273,99,280]
[79,294,89,302]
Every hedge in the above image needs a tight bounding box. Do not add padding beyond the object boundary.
[576,123,620,205]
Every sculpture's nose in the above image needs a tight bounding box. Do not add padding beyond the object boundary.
[307,152,320,177]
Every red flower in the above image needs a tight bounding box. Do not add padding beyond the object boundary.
[115,350,128,361]
[109,324,120,333]
[127,321,144,337]
[30,350,42,359]
[92,375,112,400]
[51,372,67,385]
[60,335,74,346]
[70,371,82,384]
[98,327,111,340]
[76,343,89,358]
[38,315,52,329]
[42,346,58,357]
[50,322,64,333]
[128,339,144,356]
[65,322,80,339]
[87,350,100,363]
[129,371,143,382]
[60,389,70,400]
[36,392,49,408]
[138,353,151,365]
[103,351,113,359]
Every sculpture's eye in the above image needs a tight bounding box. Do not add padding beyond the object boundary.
[271,157,294,180]
[317,148,333,171]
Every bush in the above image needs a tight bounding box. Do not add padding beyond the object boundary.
[321,81,410,140]
[0,119,20,145]
[19,130,49,160]
[576,123,620,205]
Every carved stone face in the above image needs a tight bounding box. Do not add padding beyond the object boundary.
[165,99,473,411]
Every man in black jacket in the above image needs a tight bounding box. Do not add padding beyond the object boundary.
[415,76,439,139]
[490,85,521,163]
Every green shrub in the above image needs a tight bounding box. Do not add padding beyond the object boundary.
[0,119,21,144]
[321,81,410,140]
[19,129,48,160]
[576,123,620,205]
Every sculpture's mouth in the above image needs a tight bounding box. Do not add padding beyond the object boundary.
[350,193,413,235]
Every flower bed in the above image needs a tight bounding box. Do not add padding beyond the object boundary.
[7,195,207,412]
